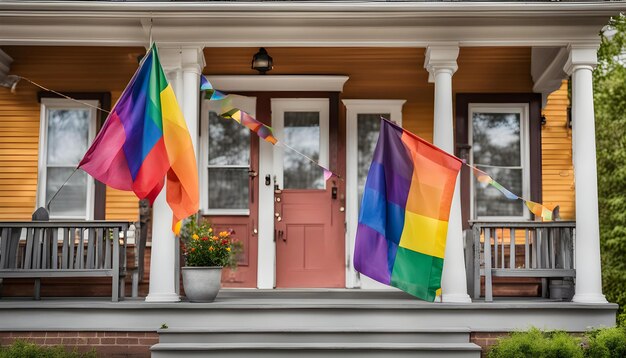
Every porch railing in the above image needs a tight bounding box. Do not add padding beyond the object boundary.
[470,221,576,302]
[0,221,135,301]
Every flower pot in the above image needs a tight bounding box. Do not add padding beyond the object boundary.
[182,266,222,302]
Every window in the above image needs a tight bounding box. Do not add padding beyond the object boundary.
[283,111,324,190]
[200,96,256,215]
[469,104,530,220]
[37,98,97,219]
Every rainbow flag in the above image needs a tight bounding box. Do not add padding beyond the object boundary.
[79,44,198,229]
[354,119,462,301]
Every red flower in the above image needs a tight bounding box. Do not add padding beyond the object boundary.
[221,239,228,245]
[201,237,209,241]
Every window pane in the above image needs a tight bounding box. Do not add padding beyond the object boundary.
[357,113,389,208]
[208,168,249,210]
[475,167,524,217]
[472,112,521,167]
[46,167,87,217]
[208,112,250,166]
[283,112,323,190]
[47,109,90,165]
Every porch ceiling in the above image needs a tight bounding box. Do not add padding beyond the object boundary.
[0,2,624,47]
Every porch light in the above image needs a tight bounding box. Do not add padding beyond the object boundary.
[251,47,273,74]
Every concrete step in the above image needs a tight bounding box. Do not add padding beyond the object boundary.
[157,327,471,344]
[150,342,482,358]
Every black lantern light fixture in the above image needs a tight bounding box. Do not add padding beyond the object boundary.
[251,47,273,74]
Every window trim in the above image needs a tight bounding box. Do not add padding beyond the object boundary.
[468,103,531,221]
[455,93,543,228]
[199,96,257,216]
[342,99,406,289]
[37,98,98,220]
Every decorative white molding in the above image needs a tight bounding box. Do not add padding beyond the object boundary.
[424,45,459,83]
[1,1,625,18]
[158,46,205,74]
[532,47,569,108]
[564,43,600,75]
[0,3,621,47]
[205,76,349,92]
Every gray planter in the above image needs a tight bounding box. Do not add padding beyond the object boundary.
[181,266,222,302]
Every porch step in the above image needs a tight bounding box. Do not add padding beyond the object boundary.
[150,342,482,358]
[157,327,471,344]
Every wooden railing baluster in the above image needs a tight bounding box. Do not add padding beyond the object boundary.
[471,221,576,301]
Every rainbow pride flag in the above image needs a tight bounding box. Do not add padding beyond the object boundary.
[79,44,198,229]
[354,119,462,301]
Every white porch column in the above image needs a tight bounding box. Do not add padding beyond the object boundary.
[564,44,607,304]
[145,47,205,302]
[425,45,471,303]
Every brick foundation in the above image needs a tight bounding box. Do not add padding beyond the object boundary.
[0,331,156,358]
[470,332,510,357]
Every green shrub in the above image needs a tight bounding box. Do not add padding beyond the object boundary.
[586,327,626,358]
[487,328,583,358]
[0,340,96,358]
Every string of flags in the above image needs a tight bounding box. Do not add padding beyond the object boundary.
[200,75,337,182]
[6,47,556,223]
[200,74,557,221]
[468,165,556,221]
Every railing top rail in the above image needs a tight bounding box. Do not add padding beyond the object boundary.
[469,221,576,229]
[0,221,131,229]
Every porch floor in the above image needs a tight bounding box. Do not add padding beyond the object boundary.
[0,289,617,333]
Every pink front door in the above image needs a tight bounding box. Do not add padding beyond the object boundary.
[271,98,345,288]
[274,185,345,287]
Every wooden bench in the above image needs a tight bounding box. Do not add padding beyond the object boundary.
[0,221,134,302]
[470,221,576,302]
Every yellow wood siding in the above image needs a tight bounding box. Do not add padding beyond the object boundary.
[0,46,143,221]
[541,81,574,219]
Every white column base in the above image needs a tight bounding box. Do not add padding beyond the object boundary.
[145,293,181,303]
[572,293,608,304]
[442,293,472,303]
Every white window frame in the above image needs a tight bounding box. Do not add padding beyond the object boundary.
[469,103,531,221]
[343,99,405,289]
[271,98,330,191]
[199,96,257,216]
[37,98,98,220]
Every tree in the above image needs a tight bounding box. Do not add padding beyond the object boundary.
[595,14,626,321]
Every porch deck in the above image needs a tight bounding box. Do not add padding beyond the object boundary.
[0,289,616,333]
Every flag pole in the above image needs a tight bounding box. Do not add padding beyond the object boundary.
[45,167,79,212]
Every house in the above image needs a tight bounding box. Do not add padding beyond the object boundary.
[0,1,624,357]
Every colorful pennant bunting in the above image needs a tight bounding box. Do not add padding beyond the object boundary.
[200,74,338,181]
[470,166,555,221]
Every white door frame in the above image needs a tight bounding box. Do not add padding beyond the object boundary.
[343,99,405,289]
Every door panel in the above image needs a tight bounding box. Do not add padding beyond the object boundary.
[272,98,344,288]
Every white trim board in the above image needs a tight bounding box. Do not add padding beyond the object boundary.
[205,76,349,93]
